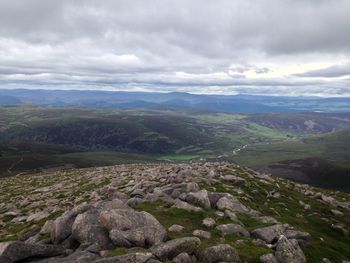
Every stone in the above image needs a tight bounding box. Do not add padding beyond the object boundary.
[172,199,203,212]
[33,251,99,263]
[284,229,311,245]
[275,236,306,263]
[222,175,245,185]
[51,202,92,244]
[201,244,241,263]
[185,190,211,209]
[72,210,111,250]
[186,182,200,192]
[193,229,211,239]
[216,196,249,213]
[260,253,278,263]
[169,224,185,233]
[40,220,54,235]
[331,209,344,217]
[224,210,239,222]
[109,229,146,247]
[251,224,286,244]
[172,252,192,263]
[0,241,68,263]
[26,211,49,222]
[202,218,216,228]
[152,237,201,260]
[99,209,166,246]
[130,189,145,198]
[216,224,250,238]
[95,252,155,263]
[331,223,348,236]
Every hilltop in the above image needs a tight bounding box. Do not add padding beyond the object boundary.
[0,162,349,262]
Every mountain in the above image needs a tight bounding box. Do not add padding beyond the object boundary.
[1,89,350,113]
[0,162,349,262]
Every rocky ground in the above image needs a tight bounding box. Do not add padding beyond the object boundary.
[0,162,349,262]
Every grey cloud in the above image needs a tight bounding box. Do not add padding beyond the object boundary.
[0,0,349,96]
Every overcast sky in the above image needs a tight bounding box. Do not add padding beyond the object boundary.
[0,0,350,96]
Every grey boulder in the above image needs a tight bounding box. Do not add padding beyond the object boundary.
[152,237,201,260]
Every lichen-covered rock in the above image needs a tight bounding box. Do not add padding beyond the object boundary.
[72,210,111,250]
[169,224,185,233]
[202,217,216,228]
[0,241,68,263]
[216,196,249,213]
[193,229,211,239]
[51,202,92,244]
[216,224,250,237]
[201,244,241,263]
[109,229,145,247]
[185,190,211,209]
[275,236,306,263]
[172,252,193,263]
[152,237,201,260]
[260,253,278,263]
[94,252,155,263]
[251,224,286,244]
[99,209,166,246]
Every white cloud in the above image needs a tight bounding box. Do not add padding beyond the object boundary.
[0,0,349,96]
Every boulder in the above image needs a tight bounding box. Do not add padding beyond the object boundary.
[201,244,241,263]
[0,241,68,263]
[284,230,311,245]
[172,252,192,263]
[186,182,200,193]
[169,224,185,233]
[216,224,250,238]
[251,224,286,244]
[260,253,278,263]
[185,190,211,209]
[222,175,245,186]
[99,209,166,246]
[51,202,92,244]
[172,199,203,212]
[109,229,145,247]
[193,229,211,239]
[216,196,249,213]
[202,218,216,228]
[275,236,306,263]
[32,251,99,263]
[152,237,201,260]
[95,252,155,263]
[72,211,111,250]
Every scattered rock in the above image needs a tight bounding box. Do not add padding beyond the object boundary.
[95,252,155,263]
[185,190,211,209]
[260,253,278,263]
[99,209,166,246]
[216,196,249,213]
[202,217,216,228]
[169,224,185,233]
[251,224,286,244]
[193,229,211,239]
[275,236,306,263]
[216,224,250,238]
[0,241,68,263]
[152,237,201,260]
[172,252,192,263]
[201,244,241,263]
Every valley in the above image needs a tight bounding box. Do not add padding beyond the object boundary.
[1,105,349,192]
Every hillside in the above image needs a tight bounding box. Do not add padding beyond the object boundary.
[0,162,349,262]
[1,106,350,192]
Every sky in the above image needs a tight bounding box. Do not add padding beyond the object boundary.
[0,0,350,97]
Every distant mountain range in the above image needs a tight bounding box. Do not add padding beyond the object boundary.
[1,89,350,113]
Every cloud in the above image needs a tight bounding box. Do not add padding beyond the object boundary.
[0,0,349,96]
